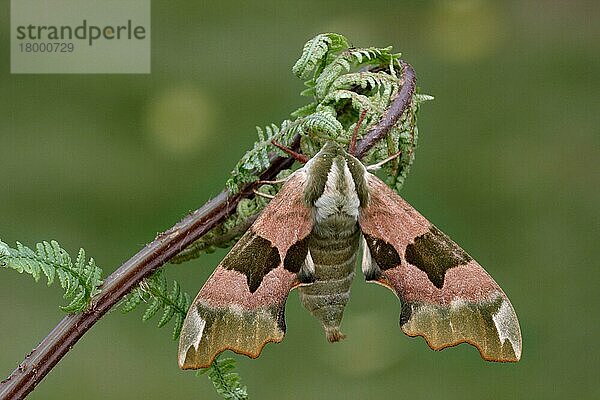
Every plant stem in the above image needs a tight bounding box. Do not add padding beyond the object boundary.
[0,62,415,400]
[354,61,416,158]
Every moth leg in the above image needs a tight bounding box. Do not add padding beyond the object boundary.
[366,150,402,171]
[253,189,275,199]
[257,177,291,185]
[348,109,368,155]
[271,139,309,163]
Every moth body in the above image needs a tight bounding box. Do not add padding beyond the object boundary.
[297,144,367,341]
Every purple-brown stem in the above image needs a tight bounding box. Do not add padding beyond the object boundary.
[354,61,416,158]
[0,61,416,400]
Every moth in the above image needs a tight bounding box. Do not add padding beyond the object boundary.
[178,140,522,369]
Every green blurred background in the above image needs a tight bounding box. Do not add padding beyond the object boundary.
[1,1,598,399]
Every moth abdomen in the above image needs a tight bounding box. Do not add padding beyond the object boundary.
[299,274,355,294]
[298,228,360,341]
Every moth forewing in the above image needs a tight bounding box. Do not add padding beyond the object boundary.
[359,173,522,362]
[178,172,313,369]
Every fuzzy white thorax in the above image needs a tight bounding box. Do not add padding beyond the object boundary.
[314,159,360,223]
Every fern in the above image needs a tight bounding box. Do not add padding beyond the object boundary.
[226,33,419,194]
[0,239,103,313]
[121,270,191,340]
[292,33,348,80]
[181,33,431,265]
[200,356,248,400]
[371,92,434,192]
[226,123,297,193]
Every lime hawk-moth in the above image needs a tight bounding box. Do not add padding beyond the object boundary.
[178,141,522,369]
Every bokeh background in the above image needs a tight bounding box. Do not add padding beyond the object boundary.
[1,1,598,399]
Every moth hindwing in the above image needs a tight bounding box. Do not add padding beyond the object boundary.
[178,142,522,369]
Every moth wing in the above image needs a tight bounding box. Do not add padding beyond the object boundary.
[178,172,313,369]
[359,174,522,362]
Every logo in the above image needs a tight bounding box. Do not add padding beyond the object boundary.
[11,0,151,74]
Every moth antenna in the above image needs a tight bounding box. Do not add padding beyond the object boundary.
[349,109,368,155]
[271,139,308,164]
[366,150,403,171]
[253,189,275,199]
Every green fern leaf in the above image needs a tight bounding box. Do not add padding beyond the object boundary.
[158,305,175,328]
[61,288,87,314]
[314,55,352,100]
[142,297,162,321]
[200,356,248,400]
[121,270,192,340]
[292,33,348,80]
[121,291,142,313]
[172,291,191,339]
[414,93,435,103]
[226,121,296,193]
[0,239,103,313]
[290,102,317,118]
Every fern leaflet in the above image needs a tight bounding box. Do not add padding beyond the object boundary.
[200,356,248,400]
[0,239,103,313]
[121,270,191,340]
[292,33,348,80]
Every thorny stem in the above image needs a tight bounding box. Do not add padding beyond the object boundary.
[0,61,416,400]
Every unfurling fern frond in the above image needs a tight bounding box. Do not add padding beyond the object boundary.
[120,270,191,340]
[200,356,248,400]
[227,33,423,196]
[0,239,103,313]
[292,33,348,80]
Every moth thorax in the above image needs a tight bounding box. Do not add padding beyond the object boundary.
[313,157,361,224]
